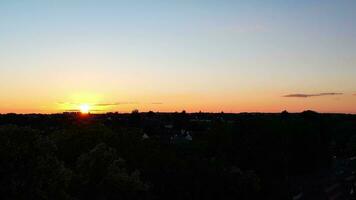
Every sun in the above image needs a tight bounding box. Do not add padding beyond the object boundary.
[79,104,90,114]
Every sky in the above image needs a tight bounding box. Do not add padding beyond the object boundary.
[0,0,356,113]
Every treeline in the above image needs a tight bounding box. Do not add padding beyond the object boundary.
[0,111,356,199]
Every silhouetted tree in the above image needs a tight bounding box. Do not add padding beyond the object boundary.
[0,125,72,200]
[74,143,148,200]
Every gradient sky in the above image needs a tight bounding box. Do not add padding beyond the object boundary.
[1,0,356,113]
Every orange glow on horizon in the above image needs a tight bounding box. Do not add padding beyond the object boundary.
[0,92,355,114]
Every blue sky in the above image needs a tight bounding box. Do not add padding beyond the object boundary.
[0,0,355,113]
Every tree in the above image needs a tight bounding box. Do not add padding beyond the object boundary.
[0,125,72,200]
[347,134,356,155]
[74,143,148,200]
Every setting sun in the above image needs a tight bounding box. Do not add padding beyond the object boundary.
[79,104,90,114]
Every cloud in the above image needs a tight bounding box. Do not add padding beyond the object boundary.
[64,109,103,112]
[93,102,140,107]
[64,109,80,112]
[283,93,343,98]
[58,102,138,107]
[95,102,162,106]
[151,102,163,105]
[93,103,119,106]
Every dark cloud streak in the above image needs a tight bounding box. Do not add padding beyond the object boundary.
[151,102,163,105]
[283,93,343,98]
[64,109,103,112]
[58,102,139,106]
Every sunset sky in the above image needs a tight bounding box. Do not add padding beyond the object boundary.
[0,1,356,113]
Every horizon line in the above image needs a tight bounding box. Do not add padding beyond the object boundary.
[1,111,355,115]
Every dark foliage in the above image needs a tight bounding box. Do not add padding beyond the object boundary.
[1,111,356,199]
